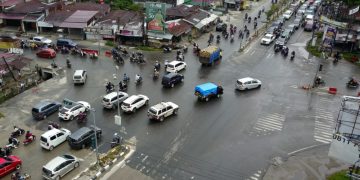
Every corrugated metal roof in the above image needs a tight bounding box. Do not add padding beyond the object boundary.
[0,0,22,7]
[59,22,87,28]
[0,13,25,20]
[64,10,98,23]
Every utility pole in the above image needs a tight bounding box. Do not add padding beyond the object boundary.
[2,57,16,81]
[90,108,99,165]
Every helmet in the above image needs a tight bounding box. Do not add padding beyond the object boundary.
[156,61,158,63]
[13,126,17,129]
[114,133,118,136]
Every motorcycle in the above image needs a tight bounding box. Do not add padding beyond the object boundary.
[153,69,160,79]
[130,55,137,63]
[106,84,115,93]
[163,47,172,53]
[230,36,234,43]
[11,172,31,180]
[110,136,123,148]
[66,61,71,68]
[11,128,25,138]
[216,38,220,44]
[123,76,130,83]
[119,82,127,91]
[23,135,36,145]
[76,113,87,123]
[0,147,12,157]
[248,17,251,23]
[6,138,19,150]
[135,78,142,85]
[347,81,359,88]
[114,56,124,64]
[48,121,60,130]
[274,46,281,53]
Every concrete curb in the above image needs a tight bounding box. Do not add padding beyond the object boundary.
[72,146,134,180]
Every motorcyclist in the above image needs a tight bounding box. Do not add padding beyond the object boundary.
[113,133,122,144]
[154,61,161,71]
[209,33,214,41]
[123,73,129,82]
[25,131,33,140]
[230,34,234,42]
[315,76,323,85]
[8,136,19,148]
[106,82,114,92]
[349,77,358,86]
[248,16,251,23]
[13,126,19,134]
[154,68,160,78]
[78,111,86,122]
[245,13,248,20]
[135,74,142,83]
[282,46,289,55]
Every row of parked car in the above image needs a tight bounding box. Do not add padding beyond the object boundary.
[260,0,322,46]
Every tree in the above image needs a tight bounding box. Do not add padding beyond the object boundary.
[105,0,143,11]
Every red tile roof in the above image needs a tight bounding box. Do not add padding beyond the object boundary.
[167,20,192,37]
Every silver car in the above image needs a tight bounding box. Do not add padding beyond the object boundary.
[42,154,80,180]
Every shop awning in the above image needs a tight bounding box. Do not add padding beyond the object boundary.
[147,32,173,40]
[195,14,218,29]
[0,13,25,20]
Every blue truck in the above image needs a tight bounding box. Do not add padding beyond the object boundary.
[198,46,222,66]
[194,82,223,101]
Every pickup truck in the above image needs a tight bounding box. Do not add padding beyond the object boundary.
[147,101,179,121]
[198,46,221,66]
[195,82,223,101]
[28,36,52,46]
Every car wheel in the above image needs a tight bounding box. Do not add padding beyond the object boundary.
[133,108,136,113]
[173,109,178,115]
[171,83,174,88]
[145,100,149,105]
[74,162,79,168]
[16,164,21,170]
[258,85,261,88]
[205,97,209,102]
[49,146,54,151]
[70,116,74,121]
[159,116,164,122]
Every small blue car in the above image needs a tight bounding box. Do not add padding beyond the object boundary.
[194,82,223,101]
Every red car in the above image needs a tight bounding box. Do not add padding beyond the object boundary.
[36,48,56,59]
[0,155,22,177]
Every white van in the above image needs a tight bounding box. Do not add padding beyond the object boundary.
[40,128,71,151]
[305,15,314,22]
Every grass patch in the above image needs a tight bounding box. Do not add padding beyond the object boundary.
[136,46,161,51]
[306,44,322,58]
[105,40,115,47]
[0,112,4,118]
[342,51,360,61]
[327,170,348,180]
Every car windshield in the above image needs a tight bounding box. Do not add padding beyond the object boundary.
[42,167,52,176]
[40,136,47,143]
[236,80,242,85]
[32,108,39,113]
[168,64,175,68]
[149,108,158,115]
[74,75,82,79]
[122,102,130,107]
[103,98,110,102]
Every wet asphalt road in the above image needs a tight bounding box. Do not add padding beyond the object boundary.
[11,5,360,180]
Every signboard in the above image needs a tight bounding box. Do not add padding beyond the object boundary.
[145,2,166,33]
[9,48,23,55]
[115,115,121,126]
[320,15,348,28]
[322,25,337,48]
[329,134,360,164]
[349,6,359,15]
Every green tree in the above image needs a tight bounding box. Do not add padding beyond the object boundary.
[105,0,143,11]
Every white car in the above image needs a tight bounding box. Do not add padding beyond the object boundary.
[77,101,91,111]
[283,10,293,20]
[261,34,276,45]
[166,61,187,73]
[58,102,87,120]
[40,128,71,151]
[73,70,87,85]
[235,77,262,91]
[42,154,80,180]
[121,94,149,113]
[102,91,129,109]
[147,102,179,121]
[30,36,52,45]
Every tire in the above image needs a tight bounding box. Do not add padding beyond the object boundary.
[173,109,178,115]
[70,116,74,121]
[133,108,137,113]
[159,116,164,122]
[74,162,79,168]
[16,164,21,170]
[171,83,174,88]
[145,100,149,105]
[49,146,54,151]
[258,85,261,88]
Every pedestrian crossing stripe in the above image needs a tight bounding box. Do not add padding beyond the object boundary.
[314,108,334,144]
[252,113,285,132]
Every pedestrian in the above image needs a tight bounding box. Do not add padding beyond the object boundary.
[19,82,25,93]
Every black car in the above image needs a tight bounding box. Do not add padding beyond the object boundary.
[216,23,227,32]
[161,73,184,88]
[67,126,102,149]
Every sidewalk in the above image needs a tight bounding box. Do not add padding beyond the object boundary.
[263,145,348,180]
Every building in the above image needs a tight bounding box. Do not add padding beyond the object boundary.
[166,4,199,20]
[183,9,217,37]
[167,19,192,41]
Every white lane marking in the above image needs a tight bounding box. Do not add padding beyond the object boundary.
[288,144,325,156]
[142,155,148,162]
[250,50,256,55]
[250,176,258,180]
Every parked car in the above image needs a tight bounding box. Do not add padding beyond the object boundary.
[102,91,129,109]
[194,82,223,101]
[58,102,87,121]
[304,20,314,31]
[282,29,292,39]
[121,94,149,113]
[166,60,187,73]
[305,14,314,23]
[271,21,282,30]
[67,126,102,149]
[29,36,52,45]
[261,34,276,45]
[235,77,262,91]
[40,128,71,151]
[283,10,293,20]
[73,70,87,85]
[147,101,179,121]
[304,9,315,17]
[56,38,77,49]
[266,26,278,35]
[0,156,22,178]
[36,48,56,59]
[42,154,79,180]
[32,100,62,120]
[216,23,227,32]
[161,72,184,88]
[297,6,307,15]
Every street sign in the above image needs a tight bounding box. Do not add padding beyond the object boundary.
[9,48,23,55]
[114,115,121,126]
[349,6,359,15]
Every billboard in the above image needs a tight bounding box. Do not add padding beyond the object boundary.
[329,134,360,164]
[322,25,337,48]
[145,2,166,33]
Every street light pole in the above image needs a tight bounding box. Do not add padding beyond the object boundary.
[90,108,99,165]
[114,66,120,117]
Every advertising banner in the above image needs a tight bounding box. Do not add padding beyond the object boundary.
[329,134,360,164]
[145,2,166,33]
[322,25,337,48]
